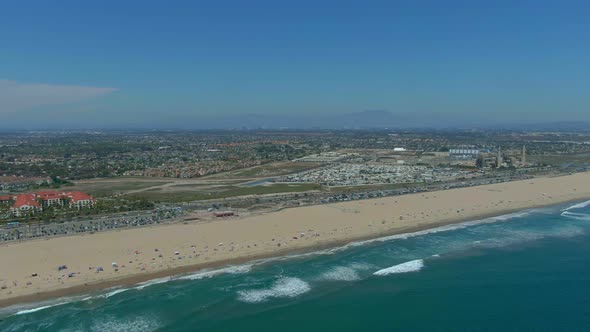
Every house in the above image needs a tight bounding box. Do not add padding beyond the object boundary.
[0,195,13,205]
[67,191,96,209]
[36,191,96,209]
[10,194,42,216]
[7,191,97,216]
[36,191,67,207]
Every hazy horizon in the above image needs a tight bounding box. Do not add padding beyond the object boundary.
[1,110,590,131]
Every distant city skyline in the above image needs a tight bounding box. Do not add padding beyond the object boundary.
[1,1,589,129]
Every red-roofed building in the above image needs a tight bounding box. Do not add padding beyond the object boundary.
[66,192,96,209]
[36,191,68,207]
[7,190,97,216]
[11,193,42,216]
[33,190,96,208]
[0,195,13,204]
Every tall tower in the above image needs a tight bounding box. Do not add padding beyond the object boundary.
[522,145,526,165]
[497,147,502,168]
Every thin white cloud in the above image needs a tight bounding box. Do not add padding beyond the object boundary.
[0,79,117,113]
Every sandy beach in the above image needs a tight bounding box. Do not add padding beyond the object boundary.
[1,172,590,308]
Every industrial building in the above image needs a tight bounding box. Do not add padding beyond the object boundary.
[449,149,480,158]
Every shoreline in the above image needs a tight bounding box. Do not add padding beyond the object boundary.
[1,172,590,310]
[0,198,587,311]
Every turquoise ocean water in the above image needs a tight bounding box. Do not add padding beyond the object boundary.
[2,200,590,331]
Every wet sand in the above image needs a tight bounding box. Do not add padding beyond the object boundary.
[1,172,590,308]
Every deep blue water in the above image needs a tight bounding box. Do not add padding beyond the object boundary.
[2,200,590,331]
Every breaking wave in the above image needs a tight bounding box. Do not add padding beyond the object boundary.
[373,259,424,276]
[562,200,590,212]
[134,277,173,290]
[134,264,252,289]
[237,277,311,303]
[101,287,131,298]
[4,296,83,317]
[561,211,590,221]
[14,305,55,316]
[490,211,531,221]
[177,264,252,281]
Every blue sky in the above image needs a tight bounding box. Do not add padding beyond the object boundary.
[1,0,589,128]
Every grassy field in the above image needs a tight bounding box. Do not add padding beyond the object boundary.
[68,178,172,196]
[63,161,328,203]
[528,153,590,167]
[69,177,246,196]
[63,161,323,198]
[127,183,322,202]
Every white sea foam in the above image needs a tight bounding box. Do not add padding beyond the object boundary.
[14,305,54,315]
[319,266,361,281]
[490,211,531,221]
[133,264,252,289]
[177,264,252,281]
[237,277,311,303]
[104,288,129,298]
[562,200,590,212]
[134,276,172,290]
[316,262,375,282]
[561,211,590,221]
[78,287,131,303]
[373,259,424,276]
[250,249,335,266]
[331,211,533,252]
[7,296,82,316]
